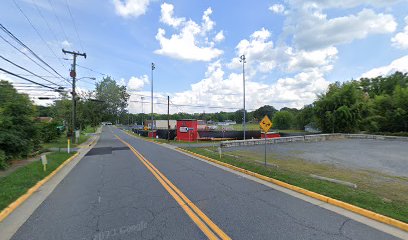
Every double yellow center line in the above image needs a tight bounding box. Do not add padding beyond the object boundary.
[114,134,231,240]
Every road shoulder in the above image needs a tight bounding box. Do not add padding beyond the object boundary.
[0,133,100,240]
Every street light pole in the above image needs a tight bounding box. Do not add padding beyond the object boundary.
[141,96,144,126]
[240,55,246,140]
[151,63,155,139]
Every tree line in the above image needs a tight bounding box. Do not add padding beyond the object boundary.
[0,76,129,169]
[119,72,408,134]
[1,72,406,168]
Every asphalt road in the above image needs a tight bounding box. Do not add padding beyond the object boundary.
[10,127,401,240]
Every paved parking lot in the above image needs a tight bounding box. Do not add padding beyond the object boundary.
[226,139,408,177]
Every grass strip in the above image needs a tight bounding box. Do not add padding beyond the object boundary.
[184,147,408,223]
[42,134,90,149]
[0,152,75,211]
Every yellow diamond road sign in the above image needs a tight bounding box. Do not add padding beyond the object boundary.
[260,115,272,133]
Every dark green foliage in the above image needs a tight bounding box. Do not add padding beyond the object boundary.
[0,150,7,170]
[39,121,62,143]
[272,111,294,130]
[314,72,408,133]
[0,81,39,161]
[253,105,277,120]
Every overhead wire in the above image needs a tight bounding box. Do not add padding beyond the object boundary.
[65,0,84,52]
[0,34,63,81]
[12,0,67,69]
[31,0,61,47]
[129,99,254,111]
[0,55,62,87]
[0,68,59,90]
[0,24,71,85]
[77,64,106,76]
[47,0,70,42]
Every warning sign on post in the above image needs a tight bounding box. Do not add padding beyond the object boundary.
[260,115,272,133]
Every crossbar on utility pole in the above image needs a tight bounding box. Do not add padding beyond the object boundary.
[62,49,86,144]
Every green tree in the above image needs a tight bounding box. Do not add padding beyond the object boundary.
[253,105,277,121]
[272,111,294,130]
[95,76,130,122]
[314,81,364,133]
[0,81,39,161]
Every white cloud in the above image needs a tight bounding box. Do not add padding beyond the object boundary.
[292,8,397,50]
[214,31,225,42]
[127,75,149,90]
[229,28,337,75]
[128,61,330,113]
[113,0,150,18]
[154,3,223,61]
[360,55,408,78]
[61,40,71,48]
[290,0,405,9]
[391,16,408,49]
[269,4,286,14]
[160,2,185,27]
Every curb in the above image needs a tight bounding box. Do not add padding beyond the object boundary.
[0,152,80,222]
[177,148,408,233]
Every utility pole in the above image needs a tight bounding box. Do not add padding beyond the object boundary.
[141,96,144,126]
[62,49,86,144]
[240,55,246,140]
[167,95,170,141]
[151,62,155,138]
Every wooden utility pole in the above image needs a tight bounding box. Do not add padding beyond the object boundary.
[62,49,86,143]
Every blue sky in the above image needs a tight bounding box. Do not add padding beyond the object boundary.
[1,0,408,113]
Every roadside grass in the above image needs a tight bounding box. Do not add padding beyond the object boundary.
[82,125,98,134]
[184,147,408,223]
[0,152,75,211]
[231,123,261,131]
[42,133,90,149]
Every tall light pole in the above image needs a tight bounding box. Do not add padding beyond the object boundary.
[141,96,144,126]
[240,54,246,140]
[151,62,155,138]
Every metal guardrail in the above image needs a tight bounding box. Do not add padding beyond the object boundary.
[220,133,408,148]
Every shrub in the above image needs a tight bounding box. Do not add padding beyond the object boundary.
[0,150,7,170]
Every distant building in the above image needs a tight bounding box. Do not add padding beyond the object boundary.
[144,120,177,130]
[217,120,236,126]
[197,120,207,130]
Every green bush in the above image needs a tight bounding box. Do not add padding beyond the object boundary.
[39,121,62,143]
[0,150,7,170]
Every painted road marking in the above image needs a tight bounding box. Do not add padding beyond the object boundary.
[115,135,231,240]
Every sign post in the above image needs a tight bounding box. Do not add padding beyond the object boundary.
[41,154,47,172]
[259,115,273,167]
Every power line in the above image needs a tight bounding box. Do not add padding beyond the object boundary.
[32,0,61,46]
[0,68,58,90]
[130,99,255,111]
[12,0,67,69]
[65,0,84,52]
[0,34,62,81]
[47,0,70,42]
[0,24,71,84]
[77,64,106,76]
[0,55,62,87]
